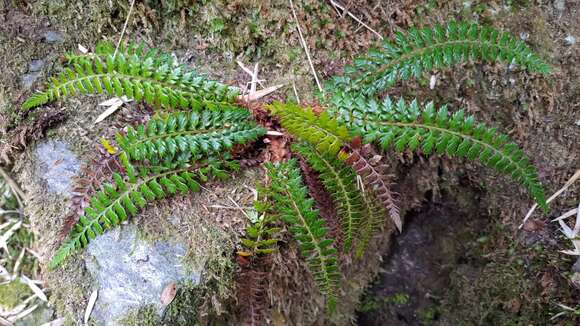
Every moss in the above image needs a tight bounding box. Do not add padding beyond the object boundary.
[163,281,204,325]
[118,305,160,326]
[0,281,32,309]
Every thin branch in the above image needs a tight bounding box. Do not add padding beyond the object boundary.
[329,0,384,40]
[521,169,580,228]
[289,0,323,94]
[113,0,136,59]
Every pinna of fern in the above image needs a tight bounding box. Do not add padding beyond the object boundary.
[50,153,240,269]
[115,108,266,165]
[327,92,547,210]
[264,159,340,312]
[22,44,239,111]
[326,20,551,95]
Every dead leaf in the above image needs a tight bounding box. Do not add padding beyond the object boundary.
[160,282,177,307]
[83,290,98,325]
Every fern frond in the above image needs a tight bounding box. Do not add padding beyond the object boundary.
[328,21,550,95]
[65,41,175,67]
[265,159,340,312]
[354,190,387,259]
[22,51,239,110]
[115,108,266,165]
[50,155,239,269]
[292,143,363,251]
[237,201,281,257]
[340,142,401,231]
[328,94,547,209]
[268,102,351,157]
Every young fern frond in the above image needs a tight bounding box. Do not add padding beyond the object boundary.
[265,160,340,312]
[22,50,239,110]
[327,21,550,95]
[115,108,266,165]
[292,143,363,251]
[268,102,352,157]
[50,155,239,269]
[328,93,547,209]
[237,200,281,257]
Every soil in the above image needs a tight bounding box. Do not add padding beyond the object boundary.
[1,0,579,325]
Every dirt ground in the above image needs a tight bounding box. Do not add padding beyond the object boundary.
[1,0,579,325]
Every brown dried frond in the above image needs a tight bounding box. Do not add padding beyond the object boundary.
[342,139,401,231]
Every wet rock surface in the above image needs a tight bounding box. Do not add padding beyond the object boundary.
[34,140,80,196]
[85,224,201,325]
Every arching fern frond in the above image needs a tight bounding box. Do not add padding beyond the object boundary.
[328,93,547,210]
[265,159,340,312]
[327,21,550,95]
[50,155,239,269]
[268,102,351,157]
[22,51,239,110]
[292,142,363,251]
[115,108,266,165]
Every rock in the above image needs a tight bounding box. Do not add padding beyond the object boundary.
[564,35,576,45]
[85,224,200,325]
[20,72,41,88]
[572,258,580,273]
[553,0,566,12]
[35,140,81,196]
[14,303,54,326]
[43,31,64,43]
[28,59,45,72]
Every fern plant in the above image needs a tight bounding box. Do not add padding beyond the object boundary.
[21,19,552,317]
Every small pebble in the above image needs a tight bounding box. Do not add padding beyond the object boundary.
[29,59,45,72]
[44,31,64,43]
[519,32,529,40]
[564,35,576,45]
[21,72,41,88]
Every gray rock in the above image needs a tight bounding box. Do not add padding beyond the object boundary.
[14,303,54,326]
[553,0,566,12]
[564,35,576,45]
[85,224,200,325]
[28,59,45,72]
[35,141,81,195]
[21,72,41,88]
[43,31,64,43]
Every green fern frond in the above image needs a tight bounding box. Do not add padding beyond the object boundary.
[268,102,352,156]
[22,50,239,110]
[115,108,266,165]
[238,200,281,257]
[292,142,363,251]
[65,41,175,67]
[328,94,547,209]
[328,21,550,95]
[265,159,340,312]
[354,191,387,259]
[50,155,239,269]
